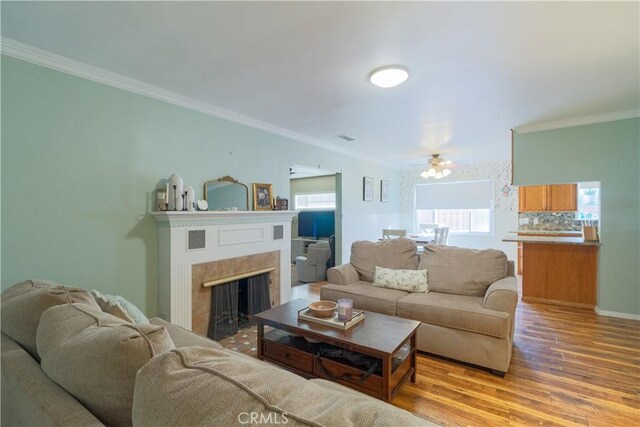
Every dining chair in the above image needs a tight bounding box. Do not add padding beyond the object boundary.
[382,229,407,240]
[432,227,450,245]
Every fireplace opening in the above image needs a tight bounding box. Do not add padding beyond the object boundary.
[208,272,271,341]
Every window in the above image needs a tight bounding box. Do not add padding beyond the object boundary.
[576,183,599,220]
[415,180,493,234]
[294,193,336,210]
[416,208,491,233]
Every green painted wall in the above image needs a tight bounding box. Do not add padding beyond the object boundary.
[1,56,401,315]
[513,118,640,315]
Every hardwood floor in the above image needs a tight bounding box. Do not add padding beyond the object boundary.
[291,281,324,300]
[291,282,640,426]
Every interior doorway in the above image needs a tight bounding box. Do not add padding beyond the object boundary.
[289,165,342,287]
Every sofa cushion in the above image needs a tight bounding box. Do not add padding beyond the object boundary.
[132,347,431,427]
[419,246,508,296]
[321,281,408,315]
[92,289,149,324]
[373,266,429,293]
[397,292,510,338]
[37,303,175,427]
[351,239,419,282]
[0,279,100,360]
[1,332,105,427]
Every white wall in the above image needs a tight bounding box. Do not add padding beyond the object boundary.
[399,161,518,261]
[339,168,404,262]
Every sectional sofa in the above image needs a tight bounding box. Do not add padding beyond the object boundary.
[321,239,518,375]
[0,279,433,426]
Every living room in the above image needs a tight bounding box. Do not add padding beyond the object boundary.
[2,2,639,426]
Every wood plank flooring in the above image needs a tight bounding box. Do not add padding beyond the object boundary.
[291,282,640,426]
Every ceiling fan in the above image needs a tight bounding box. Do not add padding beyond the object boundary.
[421,154,453,180]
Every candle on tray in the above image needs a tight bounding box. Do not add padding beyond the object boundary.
[337,298,353,321]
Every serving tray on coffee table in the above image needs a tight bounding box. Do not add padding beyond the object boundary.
[297,307,365,330]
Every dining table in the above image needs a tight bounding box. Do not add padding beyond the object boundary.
[406,233,435,244]
[379,233,434,245]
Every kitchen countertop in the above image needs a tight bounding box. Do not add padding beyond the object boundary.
[502,234,601,246]
[509,230,582,235]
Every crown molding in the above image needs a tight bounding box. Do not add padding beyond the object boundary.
[1,37,391,168]
[515,109,640,134]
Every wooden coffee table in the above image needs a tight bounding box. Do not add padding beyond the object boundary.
[255,298,420,402]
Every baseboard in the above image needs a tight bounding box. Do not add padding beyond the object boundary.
[521,296,594,310]
[595,307,640,321]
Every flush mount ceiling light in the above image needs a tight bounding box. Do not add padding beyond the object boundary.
[369,66,409,88]
[420,154,453,180]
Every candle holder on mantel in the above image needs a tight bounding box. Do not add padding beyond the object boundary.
[184,186,195,211]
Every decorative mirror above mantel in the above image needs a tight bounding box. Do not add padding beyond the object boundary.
[203,176,249,211]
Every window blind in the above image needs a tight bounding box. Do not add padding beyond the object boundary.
[415,180,493,209]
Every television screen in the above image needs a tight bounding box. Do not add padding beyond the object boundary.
[298,211,335,239]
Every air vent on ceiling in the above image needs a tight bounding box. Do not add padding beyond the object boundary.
[336,135,355,142]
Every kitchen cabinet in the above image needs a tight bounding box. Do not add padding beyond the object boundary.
[519,186,546,212]
[516,232,581,275]
[522,242,598,309]
[518,184,577,212]
[503,235,600,309]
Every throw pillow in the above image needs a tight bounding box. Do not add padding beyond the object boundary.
[92,290,149,324]
[37,303,175,427]
[373,266,429,293]
[0,279,101,360]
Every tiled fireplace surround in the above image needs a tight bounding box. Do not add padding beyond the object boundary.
[191,251,280,336]
[152,211,296,331]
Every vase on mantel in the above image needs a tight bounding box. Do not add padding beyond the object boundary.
[168,174,184,211]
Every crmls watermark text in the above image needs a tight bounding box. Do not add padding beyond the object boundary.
[238,412,289,425]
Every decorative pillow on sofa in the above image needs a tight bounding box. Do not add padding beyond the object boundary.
[132,346,429,427]
[350,239,419,282]
[419,245,508,296]
[37,303,175,427]
[0,279,101,360]
[373,266,429,293]
[91,289,149,324]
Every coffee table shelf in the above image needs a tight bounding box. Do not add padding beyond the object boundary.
[255,298,420,402]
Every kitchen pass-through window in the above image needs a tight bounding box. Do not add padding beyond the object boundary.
[414,180,493,233]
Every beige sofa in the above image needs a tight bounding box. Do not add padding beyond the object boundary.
[321,239,518,375]
[1,279,434,427]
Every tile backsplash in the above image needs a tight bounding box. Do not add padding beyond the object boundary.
[518,212,592,231]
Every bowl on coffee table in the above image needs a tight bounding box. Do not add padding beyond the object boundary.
[308,301,338,318]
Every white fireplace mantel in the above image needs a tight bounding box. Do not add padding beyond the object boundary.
[152,210,297,329]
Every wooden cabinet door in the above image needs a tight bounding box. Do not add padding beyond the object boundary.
[547,184,577,211]
[519,186,547,212]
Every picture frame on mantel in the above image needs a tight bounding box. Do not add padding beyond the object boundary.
[380,180,389,202]
[252,183,273,211]
[363,177,373,201]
